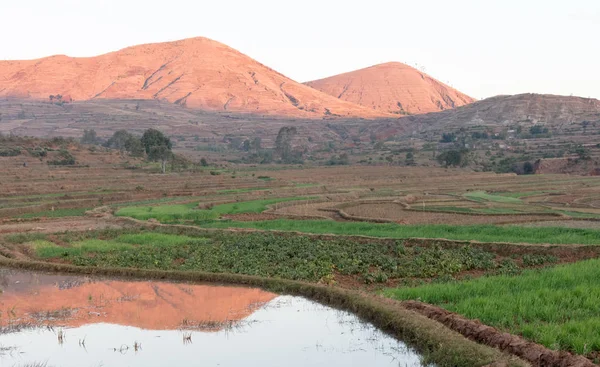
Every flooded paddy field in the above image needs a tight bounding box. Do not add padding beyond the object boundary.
[0,268,427,367]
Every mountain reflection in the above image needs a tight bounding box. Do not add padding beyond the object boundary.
[0,269,276,331]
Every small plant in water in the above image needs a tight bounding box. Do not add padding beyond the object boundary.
[57,329,65,345]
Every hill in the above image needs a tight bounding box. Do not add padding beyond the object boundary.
[305,62,475,115]
[2,94,599,173]
[395,93,600,133]
[0,37,385,119]
[364,94,600,174]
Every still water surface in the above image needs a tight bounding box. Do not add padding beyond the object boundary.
[0,268,426,367]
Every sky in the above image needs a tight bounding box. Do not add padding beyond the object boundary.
[1,0,599,100]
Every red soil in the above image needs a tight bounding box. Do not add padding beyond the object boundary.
[305,62,475,114]
[0,37,388,119]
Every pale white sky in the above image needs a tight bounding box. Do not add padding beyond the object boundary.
[1,0,599,100]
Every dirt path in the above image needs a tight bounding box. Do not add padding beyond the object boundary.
[0,217,123,235]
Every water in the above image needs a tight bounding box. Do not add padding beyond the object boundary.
[0,268,426,367]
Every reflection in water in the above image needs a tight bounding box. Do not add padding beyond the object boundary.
[0,269,427,367]
[0,268,275,331]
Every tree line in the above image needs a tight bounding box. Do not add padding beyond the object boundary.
[81,128,173,173]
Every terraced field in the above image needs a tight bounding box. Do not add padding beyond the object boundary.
[3,150,600,366]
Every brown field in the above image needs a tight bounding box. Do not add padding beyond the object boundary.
[341,202,559,225]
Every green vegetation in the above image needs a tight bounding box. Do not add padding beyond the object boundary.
[558,210,600,219]
[15,208,90,219]
[495,191,554,198]
[110,195,206,209]
[464,191,522,203]
[197,220,600,245]
[384,259,600,356]
[5,232,48,244]
[476,208,525,214]
[0,147,22,157]
[47,149,76,166]
[115,197,312,222]
[27,230,511,283]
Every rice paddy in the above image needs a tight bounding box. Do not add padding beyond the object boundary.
[115,197,313,222]
[464,191,523,203]
[384,259,600,356]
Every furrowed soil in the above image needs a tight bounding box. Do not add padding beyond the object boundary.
[342,203,560,225]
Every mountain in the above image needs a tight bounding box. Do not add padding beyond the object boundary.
[0,37,386,119]
[305,62,475,115]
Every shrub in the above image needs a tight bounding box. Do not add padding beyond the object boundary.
[0,147,22,157]
[47,149,76,166]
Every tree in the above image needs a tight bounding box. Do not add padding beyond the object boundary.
[326,153,349,166]
[200,158,208,167]
[405,151,415,166]
[80,129,98,144]
[141,129,172,173]
[148,145,172,174]
[125,136,145,157]
[227,137,243,151]
[529,125,549,135]
[440,132,456,143]
[275,126,298,163]
[106,130,133,151]
[250,137,262,152]
[523,161,535,174]
[437,149,468,167]
[141,129,172,153]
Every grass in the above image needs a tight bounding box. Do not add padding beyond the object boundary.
[115,197,313,222]
[421,206,477,214]
[198,219,600,245]
[110,196,207,208]
[35,239,132,258]
[26,231,506,283]
[464,191,522,204]
[475,208,525,215]
[384,259,600,356]
[5,232,48,244]
[495,191,555,198]
[15,208,90,219]
[34,233,210,259]
[559,210,600,219]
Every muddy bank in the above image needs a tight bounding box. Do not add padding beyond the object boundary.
[402,301,595,367]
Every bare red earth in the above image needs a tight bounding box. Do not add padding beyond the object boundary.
[0,37,387,118]
[305,62,475,114]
